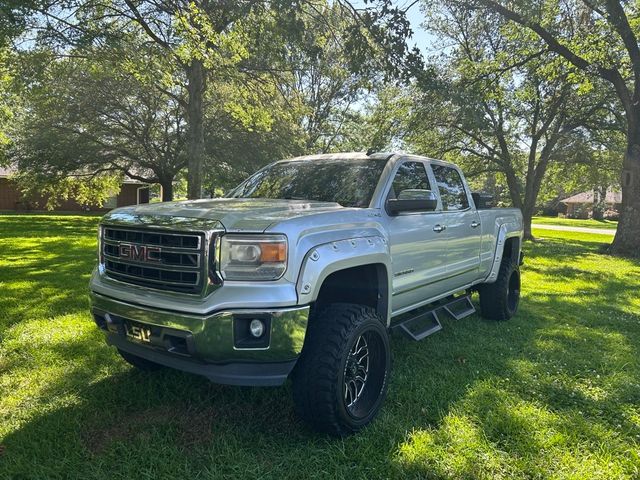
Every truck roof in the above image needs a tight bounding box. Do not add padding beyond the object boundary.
[278,152,457,167]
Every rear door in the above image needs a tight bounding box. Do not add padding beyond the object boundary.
[385,160,450,314]
[430,163,482,287]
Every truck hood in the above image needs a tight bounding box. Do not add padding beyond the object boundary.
[102,198,344,232]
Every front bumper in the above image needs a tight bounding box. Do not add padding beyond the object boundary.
[90,292,309,386]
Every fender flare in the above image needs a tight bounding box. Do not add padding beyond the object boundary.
[296,236,392,324]
[484,223,522,283]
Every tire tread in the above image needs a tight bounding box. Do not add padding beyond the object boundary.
[478,259,520,321]
[292,303,388,436]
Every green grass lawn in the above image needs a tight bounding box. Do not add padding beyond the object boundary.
[1,215,639,479]
[532,216,618,230]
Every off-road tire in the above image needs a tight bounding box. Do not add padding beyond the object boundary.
[118,349,164,371]
[478,259,521,320]
[292,303,390,437]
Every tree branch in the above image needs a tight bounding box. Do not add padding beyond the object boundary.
[602,0,640,99]
[474,0,633,117]
[123,0,171,50]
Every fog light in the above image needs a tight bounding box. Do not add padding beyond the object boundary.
[249,319,265,338]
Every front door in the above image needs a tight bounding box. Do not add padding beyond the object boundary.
[385,161,450,315]
[431,163,482,287]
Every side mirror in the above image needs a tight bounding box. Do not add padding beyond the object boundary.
[386,189,438,216]
[472,192,494,209]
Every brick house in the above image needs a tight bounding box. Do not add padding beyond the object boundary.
[0,167,150,212]
[560,189,622,219]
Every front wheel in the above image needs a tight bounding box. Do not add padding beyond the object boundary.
[292,303,390,436]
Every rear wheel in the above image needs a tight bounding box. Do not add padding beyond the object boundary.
[292,303,390,436]
[478,259,521,320]
[117,349,164,371]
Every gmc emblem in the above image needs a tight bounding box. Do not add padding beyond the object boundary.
[119,243,161,262]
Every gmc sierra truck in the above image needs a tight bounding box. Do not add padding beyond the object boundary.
[90,152,523,436]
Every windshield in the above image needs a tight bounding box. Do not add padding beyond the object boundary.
[227,158,388,208]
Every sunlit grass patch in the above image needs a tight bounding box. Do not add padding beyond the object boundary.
[396,382,635,480]
[0,214,639,479]
[532,216,618,230]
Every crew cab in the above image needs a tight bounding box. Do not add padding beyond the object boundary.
[90,152,523,436]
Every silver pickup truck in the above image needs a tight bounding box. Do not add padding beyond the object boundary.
[90,152,523,436]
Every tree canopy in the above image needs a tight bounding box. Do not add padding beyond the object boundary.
[404,1,619,238]
[470,0,640,254]
[1,0,637,255]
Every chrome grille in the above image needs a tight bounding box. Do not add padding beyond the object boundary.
[101,226,206,294]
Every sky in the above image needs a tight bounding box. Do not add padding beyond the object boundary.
[402,1,434,55]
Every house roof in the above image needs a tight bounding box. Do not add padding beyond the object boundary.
[561,189,622,204]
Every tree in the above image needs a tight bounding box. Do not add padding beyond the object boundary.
[0,0,46,45]
[10,39,187,204]
[104,0,275,199]
[536,124,624,218]
[470,0,640,255]
[409,3,611,239]
[0,48,17,164]
[9,0,289,199]
[336,85,414,153]
[202,83,306,194]
[11,0,423,199]
[286,2,375,153]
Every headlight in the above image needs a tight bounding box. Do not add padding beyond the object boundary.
[219,234,287,281]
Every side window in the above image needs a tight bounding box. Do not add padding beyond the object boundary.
[390,162,431,198]
[432,165,469,211]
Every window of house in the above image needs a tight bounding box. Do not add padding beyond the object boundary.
[432,164,469,211]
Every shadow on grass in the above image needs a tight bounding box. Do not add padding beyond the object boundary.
[1,216,639,478]
[525,236,609,261]
[4,305,639,478]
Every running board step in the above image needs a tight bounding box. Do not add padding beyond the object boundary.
[391,293,476,341]
[442,295,476,320]
[393,309,442,341]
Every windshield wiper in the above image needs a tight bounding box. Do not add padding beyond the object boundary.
[283,195,308,200]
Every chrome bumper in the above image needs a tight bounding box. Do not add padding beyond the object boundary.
[90,292,310,386]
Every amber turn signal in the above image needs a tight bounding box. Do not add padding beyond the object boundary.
[260,242,287,263]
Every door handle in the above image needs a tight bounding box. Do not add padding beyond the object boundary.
[471,221,480,228]
[433,224,446,233]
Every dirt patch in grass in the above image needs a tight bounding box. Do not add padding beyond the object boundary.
[83,404,218,454]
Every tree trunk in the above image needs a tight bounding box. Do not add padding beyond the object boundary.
[521,203,536,241]
[160,178,174,202]
[503,167,524,211]
[592,186,606,221]
[502,161,541,242]
[611,138,640,257]
[186,58,206,200]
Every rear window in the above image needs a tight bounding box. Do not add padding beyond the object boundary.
[432,164,469,211]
